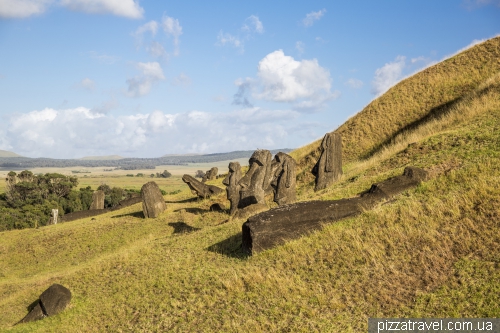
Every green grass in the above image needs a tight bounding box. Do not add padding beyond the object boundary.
[1,38,499,332]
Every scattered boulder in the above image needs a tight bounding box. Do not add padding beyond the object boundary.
[141,181,167,218]
[89,190,105,210]
[182,174,224,198]
[312,133,342,191]
[238,149,272,209]
[270,152,297,206]
[202,167,218,182]
[18,284,72,324]
[222,161,242,216]
[210,203,225,211]
[242,166,428,255]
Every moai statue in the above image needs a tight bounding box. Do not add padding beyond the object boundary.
[312,133,342,191]
[238,149,272,209]
[222,162,242,215]
[89,190,105,210]
[182,175,223,198]
[51,209,58,225]
[270,152,297,206]
[141,181,167,218]
[202,167,218,183]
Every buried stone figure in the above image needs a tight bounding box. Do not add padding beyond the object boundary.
[182,174,223,199]
[312,132,342,191]
[270,152,297,206]
[222,161,242,216]
[238,149,272,209]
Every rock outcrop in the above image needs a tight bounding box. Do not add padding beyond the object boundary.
[312,133,342,191]
[242,166,428,255]
[182,174,223,198]
[141,181,167,218]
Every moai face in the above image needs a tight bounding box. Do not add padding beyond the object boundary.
[222,162,242,215]
[312,133,342,191]
[238,150,272,208]
[270,152,296,205]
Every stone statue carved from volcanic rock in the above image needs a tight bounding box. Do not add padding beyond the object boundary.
[222,162,242,215]
[89,190,105,210]
[312,132,342,191]
[202,167,218,183]
[270,152,297,206]
[141,181,167,218]
[182,174,223,199]
[18,284,72,324]
[238,149,272,209]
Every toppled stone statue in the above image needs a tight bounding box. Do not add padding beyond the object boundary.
[182,174,223,199]
[89,190,105,210]
[312,133,342,191]
[270,152,297,206]
[18,284,72,324]
[238,149,272,209]
[141,181,167,218]
[242,166,429,255]
[202,167,218,183]
[222,162,242,216]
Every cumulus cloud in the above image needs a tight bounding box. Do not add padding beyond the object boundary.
[0,0,53,18]
[302,9,326,27]
[126,62,165,97]
[0,106,304,158]
[345,78,364,89]
[60,0,144,19]
[162,15,183,56]
[242,15,264,33]
[371,55,406,96]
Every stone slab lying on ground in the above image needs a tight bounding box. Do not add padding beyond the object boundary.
[182,174,223,198]
[18,284,72,324]
[141,181,167,218]
[61,196,142,222]
[242,166,428,255]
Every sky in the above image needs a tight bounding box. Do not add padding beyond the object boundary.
[0,0,499,159]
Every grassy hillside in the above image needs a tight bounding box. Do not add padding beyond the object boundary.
[0,38,499,332]
[0,150,22,158]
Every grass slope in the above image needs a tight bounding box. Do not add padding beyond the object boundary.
[0,150,23,158]
[0,39,499,332]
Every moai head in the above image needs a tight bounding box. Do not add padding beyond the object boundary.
[222,162,242,215]
[270,152,297,205]
[312,132,342,191]
[238,150,272,208]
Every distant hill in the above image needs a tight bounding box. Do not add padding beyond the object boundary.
[0,150,23,158]
[79,155,124,160]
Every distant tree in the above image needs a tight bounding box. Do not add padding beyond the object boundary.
[136,173,144,177]
[150,174,155,178]
[97,184,112,195]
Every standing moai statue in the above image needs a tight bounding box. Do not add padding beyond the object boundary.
[222,162,242,215]
[141,181,167,218]
[51,209,58,225]
[238,149,272,209]
[89,190,105,210]
[270,152,297,206]
[312,133,342,191]
[202,167,218,182]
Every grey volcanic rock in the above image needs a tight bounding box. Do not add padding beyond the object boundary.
[312,133,342,191]
[89,190,105,210]
[242,166,428,255]
[141,181,167,218]
[270,152,297,206]
[222,161,242,216]
[18,284,72,324]
[202,167,218,182]
[238,149,272,209]
[182,174,223,198]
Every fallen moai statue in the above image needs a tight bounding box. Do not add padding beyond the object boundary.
[222,161,242,216]
[18,284,72,324]
[270,152,297,206]
[182,174,223,198]
[141,181,167,218]
[202,167,218,182]
[242,166,429,255]
[89,190,105,210]
[61,196,142,222]
[312,132,343,191]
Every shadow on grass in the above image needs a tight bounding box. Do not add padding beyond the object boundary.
[206,232,249,259]
[174,207,207,215]
[168,222,201,234]
[111,211,144,219]
[165,197,199,204]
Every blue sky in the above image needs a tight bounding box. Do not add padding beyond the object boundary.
[0,0,499,158]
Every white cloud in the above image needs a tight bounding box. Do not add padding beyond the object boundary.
[78,77,96,91]
[60,0,144,19]
[0,0,53,18]
[253,50,336,111]
[147,41,168,58]
[371,55,406,96]
[172,73,191,86]
[242,15,264,33]
[295,41,305,55]
[345,78,364,89]
[216,31,243,51]
[0,106,304,158]
[126,62,165,97]
[134,20,158,39]
[162,15,183,56]
[302,9,326,27]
